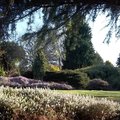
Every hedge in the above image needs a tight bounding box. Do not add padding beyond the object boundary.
[44,70,90,89]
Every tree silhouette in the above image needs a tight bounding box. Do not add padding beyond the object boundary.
[0,0,120,40]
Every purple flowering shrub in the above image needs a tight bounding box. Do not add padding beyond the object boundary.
[0,76,73,90]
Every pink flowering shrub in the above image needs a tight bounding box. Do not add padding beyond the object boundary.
[0,76,73,90]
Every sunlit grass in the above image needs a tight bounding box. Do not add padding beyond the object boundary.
[57,90,120,102]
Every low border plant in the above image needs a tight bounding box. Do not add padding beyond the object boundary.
[0,86,119,120]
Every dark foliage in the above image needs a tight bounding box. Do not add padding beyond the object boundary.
[0,41,25,71]
[93,52,104,65]
[44,70,90,89]
[0,101,13,120]
[62,15,96,69]
[87,79,111,90]
[32,49,46,80]
[80,64,120,90]
[21,70,33,79]
[0,0,120,41]
[74,104,120,120]
[116,54,120,67]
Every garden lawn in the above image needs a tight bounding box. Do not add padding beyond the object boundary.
[57,90,120,102]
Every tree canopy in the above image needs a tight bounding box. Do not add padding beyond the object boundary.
[0,0,120,41]
[62,15,95,69]
[0,41,25,71]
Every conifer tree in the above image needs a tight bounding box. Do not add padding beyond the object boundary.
[63,15,95,69]
[32,49,47,80]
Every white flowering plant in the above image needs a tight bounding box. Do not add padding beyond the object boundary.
[0,86,119,120]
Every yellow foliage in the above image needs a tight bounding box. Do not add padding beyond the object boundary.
[49,64,61,72]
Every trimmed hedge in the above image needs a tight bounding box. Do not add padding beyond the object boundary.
[79,64,120,90]
[44,70,90,89]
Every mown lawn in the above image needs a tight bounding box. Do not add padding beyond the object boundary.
[57,90,120,102]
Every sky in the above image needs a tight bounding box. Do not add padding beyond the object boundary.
[16,12,120,66]
[89,14,120,66]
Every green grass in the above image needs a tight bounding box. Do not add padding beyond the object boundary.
[57,90,120,102]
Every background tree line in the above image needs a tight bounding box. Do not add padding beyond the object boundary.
[1,13,120,90]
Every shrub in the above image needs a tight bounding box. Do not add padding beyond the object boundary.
[110,76,120,90]
[0,87,119,120]
[13,111,49,120]
[79,64,120,90]
[0,76,9,85]
[0,66,5,76]
[0,100,13,120]
[6,69,20,77]
[0,76,73,90]
[28,82,73,90]
[44,70,90,89]
[87,79,111,90]
[80,64,118,80]
[48,64,61,72]
[21,70,33,79]
[74,103,119,120]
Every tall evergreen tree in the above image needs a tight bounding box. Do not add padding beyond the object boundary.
[32,49,47,80]
[94,52,104,65]
[63,15,95,69]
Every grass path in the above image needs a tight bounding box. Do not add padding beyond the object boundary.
[57,90,120,102]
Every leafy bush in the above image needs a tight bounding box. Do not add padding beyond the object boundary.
[48,64,61,72]
[110,76,120,90]
[44,70,90,89]
[74,103,120,120]
[0,87,119,120]
[0,100,13,120]
[29,82,73,90]
[87,79,111,90]
[0,76,73,90]
[0,41,25,72]
[21,70,33,79]
[0,66,5,76]
[79,64,120,90]
[22,64,61,79]
[6,69,20,77]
